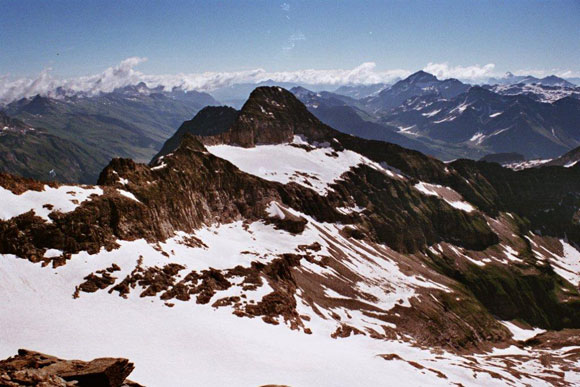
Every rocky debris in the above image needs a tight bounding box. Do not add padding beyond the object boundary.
[74,264,121,297]
[0,173,57,195]
[331,324,365,339]
[102,252,311,330]
[0,349,141,387]
[265,207,308,234]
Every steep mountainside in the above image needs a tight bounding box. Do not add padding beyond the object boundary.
[0,112,102,183]
[4,85,220,183]
[152,105,238,162]
[289,87,436,157]
[381,87,580,159]
[1,86,580,386]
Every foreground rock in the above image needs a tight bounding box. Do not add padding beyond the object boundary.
[0,349,141,387]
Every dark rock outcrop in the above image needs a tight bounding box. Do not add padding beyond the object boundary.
[480,152,526,164]
[0,349,141,387]
[151,105,239,163]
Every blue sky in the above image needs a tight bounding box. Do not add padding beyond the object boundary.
[0,0,579,82]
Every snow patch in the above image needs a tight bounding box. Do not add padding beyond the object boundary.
[0,185,103,221]
[500,321,545,341]
[208,140,396,195]
[551,241,580,286]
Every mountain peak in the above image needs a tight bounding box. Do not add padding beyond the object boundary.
[538,75,575,88]
[226,86,329,147]
[405,70,438,84]
[290,86,315,98]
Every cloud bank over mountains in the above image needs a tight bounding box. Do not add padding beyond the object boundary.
[0,57,577,104]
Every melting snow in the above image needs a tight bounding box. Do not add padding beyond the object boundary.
[421,109,441,117]
[208,137,397,195]
[500,321,545,341]
[266,201,286,219]
[150,162,167,171]
[414,182,475,212]
[0,185,103,221]
[117,189,140,202]
[469,132,486,145]
[504,159,552,171]
[551,240,580,286]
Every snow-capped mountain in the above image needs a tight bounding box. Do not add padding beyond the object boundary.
[488,72,576,88]
[485,83,580,103]
[2,86,580,386]
[381,86,580,159]
[364,71,470,112]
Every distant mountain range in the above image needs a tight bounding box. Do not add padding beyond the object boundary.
[1,70,579,183]
[488,72,576,88]
[1,83,219,183]
[291,71,580,160]
[380,86,580,159]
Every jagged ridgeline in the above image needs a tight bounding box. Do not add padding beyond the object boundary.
[2,86,580,385]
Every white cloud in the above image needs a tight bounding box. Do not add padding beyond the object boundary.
[423,62,496,82]
[0,57,148,104]
[281,2,290,12]
[1,58,576,105]
[0,59,410,103]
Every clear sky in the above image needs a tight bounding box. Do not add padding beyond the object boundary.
[1,0,579,79]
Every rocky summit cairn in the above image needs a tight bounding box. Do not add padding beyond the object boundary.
[0,349,142,387]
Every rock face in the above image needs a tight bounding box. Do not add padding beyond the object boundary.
[152,105,239,163]
[0,349,140,387]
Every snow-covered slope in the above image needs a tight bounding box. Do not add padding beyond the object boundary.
[2,86,580,386]
[3,203,580,386]
[208,136,399,195]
